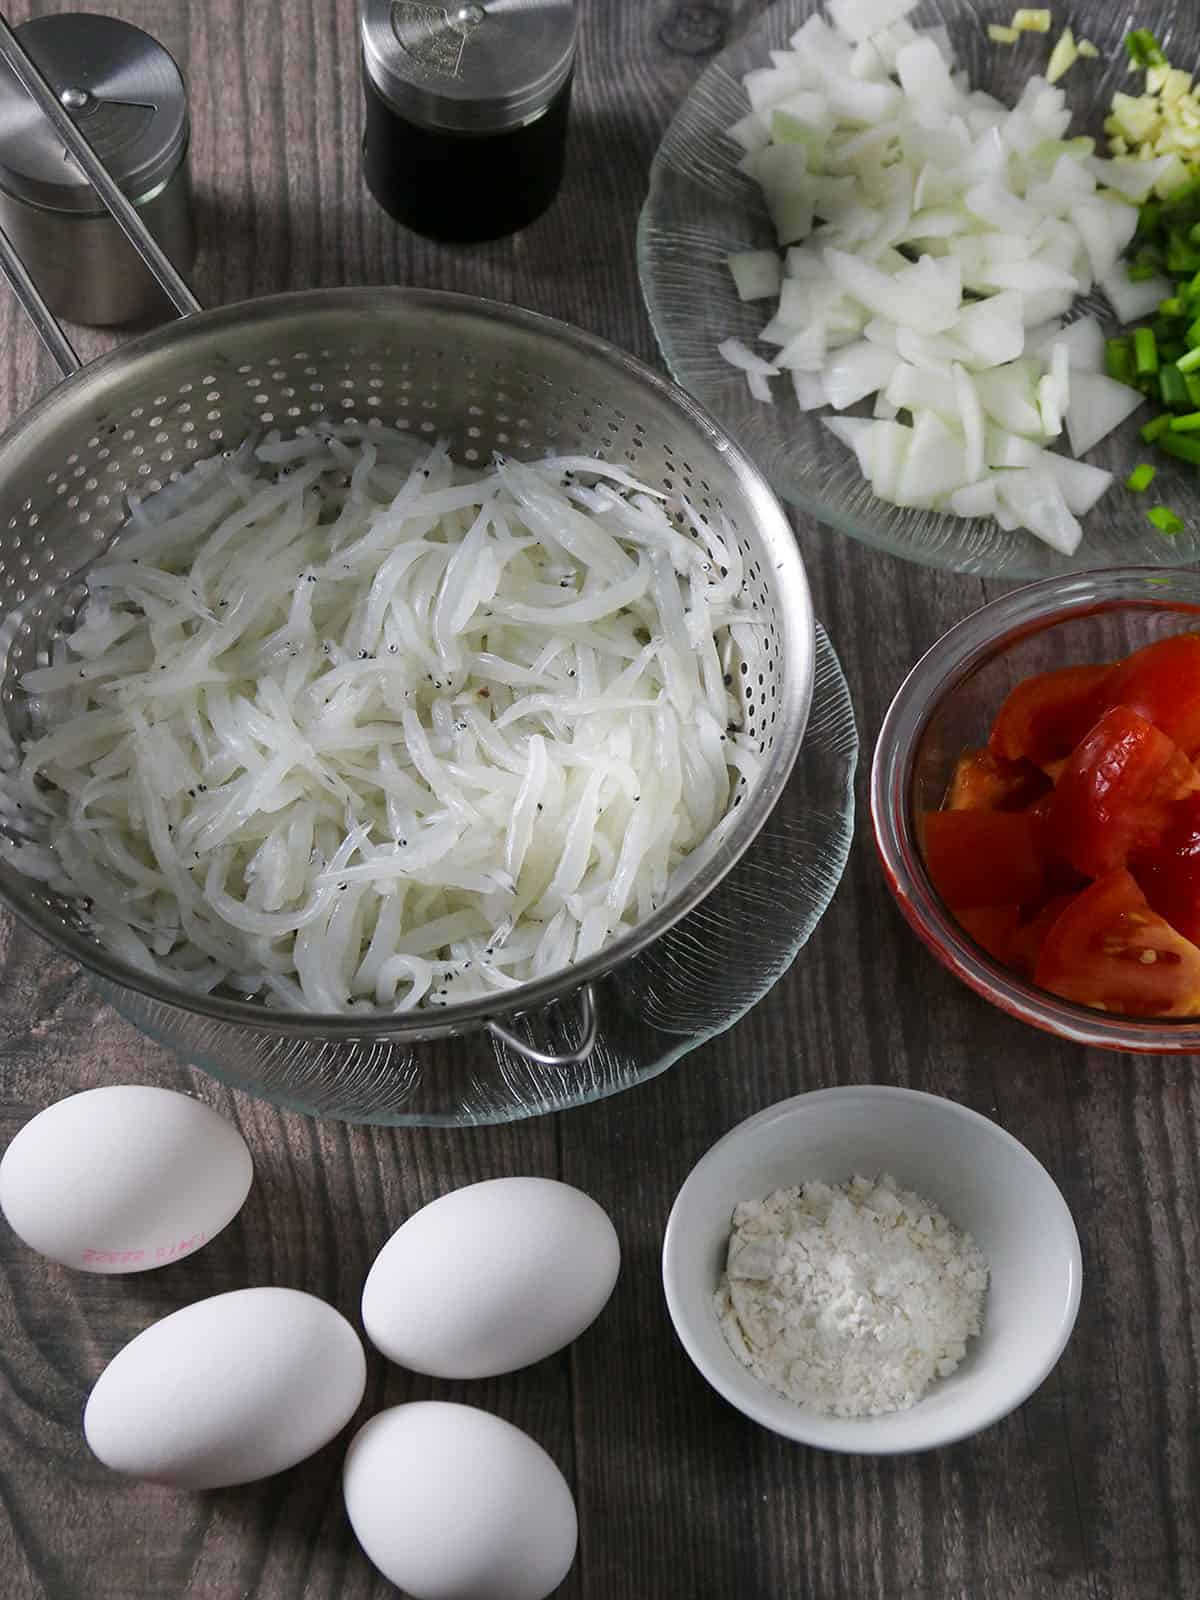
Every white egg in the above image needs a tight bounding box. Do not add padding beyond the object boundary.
[0,1085,252,1273]
[361,1176,619,1379]
[344,1402,577,1600]
[84,1287,366,1488]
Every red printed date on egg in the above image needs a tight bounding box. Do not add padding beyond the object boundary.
[81,1231,206,1266]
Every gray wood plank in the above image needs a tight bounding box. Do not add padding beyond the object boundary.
[0,0,1196,1597]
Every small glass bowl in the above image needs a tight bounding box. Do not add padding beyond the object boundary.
[871,567,1200,1052]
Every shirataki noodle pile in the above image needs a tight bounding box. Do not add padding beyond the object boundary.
[4,427,760,1013]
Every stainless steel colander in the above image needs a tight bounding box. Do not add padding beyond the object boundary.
[0,15,813,1114]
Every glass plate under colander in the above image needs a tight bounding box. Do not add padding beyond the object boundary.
[100,622,856,1125]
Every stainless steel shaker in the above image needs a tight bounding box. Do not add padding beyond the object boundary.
[0,12,194,327]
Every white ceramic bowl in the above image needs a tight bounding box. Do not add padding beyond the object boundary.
[662,1086,1082,1454]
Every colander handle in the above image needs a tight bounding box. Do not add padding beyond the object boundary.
[486,984,599,1068]
[0,11,201,377]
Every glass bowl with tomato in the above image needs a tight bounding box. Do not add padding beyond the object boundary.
[872,568,1200,1050]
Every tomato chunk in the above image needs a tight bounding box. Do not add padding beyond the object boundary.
[1046,706,1200,879]
[1025,793,1087,891]
[1035,869,1200,1016]
[955,904,1022,963]
[989,663,1112,765]
[946,750,1051,812]
[1008,893,1077,978]
[1095,632,1200,757]
[920,810,1045,910]
[1133,791,1200,945]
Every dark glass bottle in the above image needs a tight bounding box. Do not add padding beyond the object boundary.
[360,0,576,245]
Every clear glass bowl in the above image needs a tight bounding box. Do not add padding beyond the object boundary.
[871,567,1200,1052]
[638,0,1200,578]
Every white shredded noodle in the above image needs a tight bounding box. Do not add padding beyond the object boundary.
[10,426,761,1013]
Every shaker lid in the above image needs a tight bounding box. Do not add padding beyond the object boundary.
[0,13,188,214]
[361,0,577,135]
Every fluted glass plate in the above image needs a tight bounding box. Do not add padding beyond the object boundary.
[103,623,856,1126]
[639,0,1200,578]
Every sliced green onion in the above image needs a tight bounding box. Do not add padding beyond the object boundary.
[1157,433,1200,464]
[1126,29,1167,68]
[1170,411,1200,431]
[1166,236,1200,274]
[1177,347,1200,374]
[1142,413,1174,443]
[1185,374,1200,407]
[1127,463,1157,491]
[1105,337,1134,384]
[1147,506,1186,534]
[1129,263,1160,281]
[1135,327,1160,375]
[1159,297,1186,318]
[1164,177,1200,211]
[1160,365,1190,407]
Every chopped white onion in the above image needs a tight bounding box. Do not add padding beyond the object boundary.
[1100,264,1174,325]
[1065,371,1145,458]
[1030,314,1104,372]
[720,2,1149,550]
[727,250,784,302]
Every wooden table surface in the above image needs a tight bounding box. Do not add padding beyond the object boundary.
[0,2,1197,1597]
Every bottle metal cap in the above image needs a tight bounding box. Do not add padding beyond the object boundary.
[0,13,189,214]
[361,0,577,135]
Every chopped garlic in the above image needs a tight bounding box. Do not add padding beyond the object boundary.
[1012,8,1052,33]
[1046,27,1078,85]
[988,23,1019,44]
[1107,41,1200,177]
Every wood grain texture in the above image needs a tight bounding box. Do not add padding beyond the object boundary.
[0,1,1196,1596]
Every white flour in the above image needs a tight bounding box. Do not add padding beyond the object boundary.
[715,1174,988,1418]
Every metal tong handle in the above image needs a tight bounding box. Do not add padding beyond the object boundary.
[0,10,201,377]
